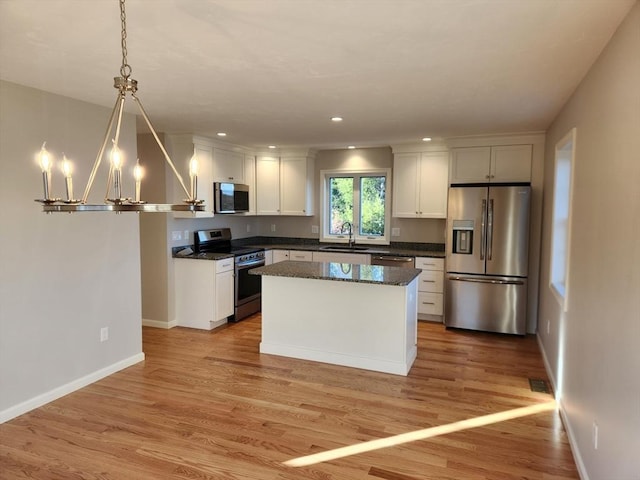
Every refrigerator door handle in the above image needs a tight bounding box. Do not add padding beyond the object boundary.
[449,276,525,286]
[480,199,487,260]
[487,198,494,260]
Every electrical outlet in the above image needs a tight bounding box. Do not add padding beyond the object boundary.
[171,231,181,241]
[246,224,251,233]
[183,230,189,241]
[100,327,109,342]
[271,224,276,232]
[392,227,400,237]
[311,225,319,234]
[592,421,598,449]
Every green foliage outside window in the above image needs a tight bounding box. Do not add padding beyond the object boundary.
[329,175,386,236]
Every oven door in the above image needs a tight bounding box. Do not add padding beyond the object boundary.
[233,258,264,321]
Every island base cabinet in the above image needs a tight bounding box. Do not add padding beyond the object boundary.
[260,276,417,376]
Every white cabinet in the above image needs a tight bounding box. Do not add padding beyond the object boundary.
[264,250,274,265]
[256,156,281,215]
[415,257,444,319]
[450,145,532,184]
[312,251,371,265]
[213,148,245,183]
[256,154,314,216]
[289,250,313,262]
[393,151,449,218]
[166,135,214,218]
[272,249,290,263]
[174,257,234,330]
[243,154,256,215]
[214,258,235,321]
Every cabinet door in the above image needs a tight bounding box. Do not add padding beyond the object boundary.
[174,258,215,329]
[418,152,449,218]
[272,250,290,263]
[256,156,281,214]
[170,138,214,218]
[215,269,235,321]
[392,153,420,217]
[280,157,310,215]
[213,148,245,183]
[450,147,491,184]
[243,154,256,215]
[490,145,532,182]
[289,250,313,261]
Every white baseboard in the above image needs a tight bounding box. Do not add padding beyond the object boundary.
[0,352,145,424]
[142,318,177,329]
[536,333,588,480]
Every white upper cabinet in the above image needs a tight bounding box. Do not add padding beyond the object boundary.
[392,150,449,218]
[256,156,281,215]
[450,144,532,184]
[256,153,314,216]
[243,154,256,215]
[213,148,245,184]
[166,135,214,218]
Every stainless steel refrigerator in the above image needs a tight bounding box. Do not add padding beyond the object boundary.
[445,185,531,335]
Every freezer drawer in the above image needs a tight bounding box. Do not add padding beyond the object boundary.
[444,274,527,335]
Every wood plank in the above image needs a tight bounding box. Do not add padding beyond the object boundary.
[0,316,578,479]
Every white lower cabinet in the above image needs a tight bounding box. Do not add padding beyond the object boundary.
[271,250,290,263]
[288,250,313,262]
[174,257,234,330]
[415,257,445,320]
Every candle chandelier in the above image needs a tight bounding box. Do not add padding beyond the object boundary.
[35,0,204,213]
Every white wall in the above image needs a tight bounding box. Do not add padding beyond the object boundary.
[537,3,640,478]
[0,81,144,421]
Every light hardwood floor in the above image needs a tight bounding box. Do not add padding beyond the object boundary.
[1,316,578,479]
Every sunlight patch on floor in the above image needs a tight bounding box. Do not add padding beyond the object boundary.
[284,400,557,467]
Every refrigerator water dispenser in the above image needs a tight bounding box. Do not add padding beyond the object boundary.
[452,220,474,254]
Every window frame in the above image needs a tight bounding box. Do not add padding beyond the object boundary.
[549,128,577,311]
[319,168,391,246]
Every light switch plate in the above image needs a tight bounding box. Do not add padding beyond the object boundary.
[392,228,400,237]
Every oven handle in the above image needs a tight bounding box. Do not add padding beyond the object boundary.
[236,259,265,269]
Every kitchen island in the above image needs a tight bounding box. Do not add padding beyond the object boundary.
[250,261,421,376]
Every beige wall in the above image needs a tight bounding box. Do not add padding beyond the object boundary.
[0,81,143,420]
[537,3,640,477]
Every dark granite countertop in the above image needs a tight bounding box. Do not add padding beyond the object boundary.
[250,260,422,286]
[172,237,445,260]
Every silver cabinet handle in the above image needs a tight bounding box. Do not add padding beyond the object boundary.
[422,301,435,305]
[449,276,524,286]
[487,198,494,261]
[480,199,487,260]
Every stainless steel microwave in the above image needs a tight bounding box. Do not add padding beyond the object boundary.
[214,182,250,213]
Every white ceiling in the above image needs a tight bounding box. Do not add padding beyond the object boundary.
[0,0,635,150]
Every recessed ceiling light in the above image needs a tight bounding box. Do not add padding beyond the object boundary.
[347,145,356,149]
[422,137,432,142]
[217,132,227,137]
[331,117,343,122]
[268,145,277,149]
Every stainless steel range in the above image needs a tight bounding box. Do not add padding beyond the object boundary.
[194,228,265,322]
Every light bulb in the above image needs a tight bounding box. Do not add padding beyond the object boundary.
[61,156,73,178]
[189,155,199,177]
[39,142,52,172]
[111,144,123,170]
[133,162,143,181]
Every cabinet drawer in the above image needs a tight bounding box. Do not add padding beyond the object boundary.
[289,250,313,261]
[418,270,443,293]
[415,257,444,271]
[215,258,235,273]
[418,292,443,316]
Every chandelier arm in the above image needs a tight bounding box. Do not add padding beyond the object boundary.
[131,93,191,200]
[81,92,125,204]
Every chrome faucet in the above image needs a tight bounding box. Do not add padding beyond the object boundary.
[341,221,355,247]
